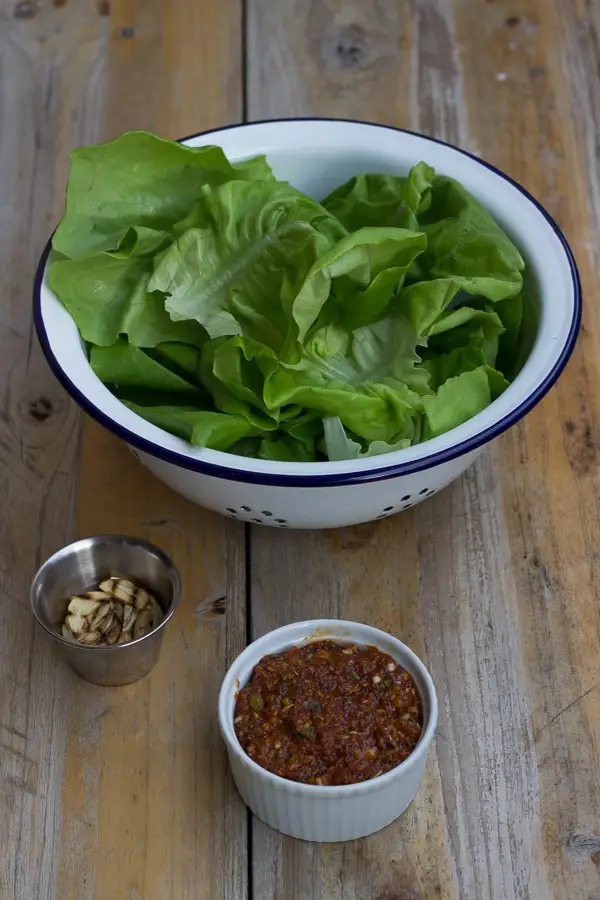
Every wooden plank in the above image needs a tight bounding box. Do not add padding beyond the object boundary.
[61,429,247,900]
[0,2,109,898]
[246,3,462,898]
[246,1,600,899]
[452,0,600,896]
[0,0,248,898]
[54,2,248,899]
[2,0,598,898]
[248,523,457,900]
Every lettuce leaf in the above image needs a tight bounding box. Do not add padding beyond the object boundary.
[323,174,407,230]
[421,366,509,438]
[123,403,261,449]
[323,416,412,461]
[258,433,319,462]
[264,367,423,444]
[199,336,279,430]
[90,341,202,393]
[413,175,524,297]
[48,249,207,348]
[321,162,434,232]
[150,179,430,360]
[148,180,345,355]
[53,132,274,258]
[48,132,529,462]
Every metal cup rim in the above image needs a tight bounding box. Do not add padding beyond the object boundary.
[29,533,182,652]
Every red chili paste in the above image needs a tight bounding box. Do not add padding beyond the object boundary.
[234,639,423,786]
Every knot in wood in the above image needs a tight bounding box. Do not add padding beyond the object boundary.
[195,594,226,620]
[375,888,422,900]
[567,831,600,861]
[13,0,39,18]
[326,24,370,71]
[27,396,53,422]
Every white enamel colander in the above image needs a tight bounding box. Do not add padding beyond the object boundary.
[34,119,580,529]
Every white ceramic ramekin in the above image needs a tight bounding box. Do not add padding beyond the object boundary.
[218,619,438,842]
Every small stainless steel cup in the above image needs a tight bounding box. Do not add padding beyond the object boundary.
[30,534,181,686]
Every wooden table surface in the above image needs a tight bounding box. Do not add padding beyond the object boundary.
[1,1,599,898]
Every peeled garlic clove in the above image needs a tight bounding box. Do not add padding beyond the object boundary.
[86,590,111,601]
[133,608,153,639]
[81,630,101,645]
[122,604,136,633]
[99,610,117,635]
[68,596,101,617]
[107,578,136,604]
[99,577,117,593]
[98,577,123,596]
[66,613,86,636]
[105,621,121,644]
[89,602,112,631]
[112,602,124,623]
[133,588,152,611]
[61,576,160,646]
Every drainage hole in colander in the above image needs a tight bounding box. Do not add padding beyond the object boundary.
[419,488,430,495]
[401,494,411,502]
[383,506,394,512]
[402,503,413,510]
[261,510,273,516]
[226,507,237,516]
[426,489,436,496]
[251,518,262,523]
[240,505,251,512]
[274,518,287,525]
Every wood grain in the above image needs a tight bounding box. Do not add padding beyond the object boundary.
[2,0,600,897]
[61,428,247,900]
[453,2,600,897]
[247,1,600,899]
[0,2,107,898]
[59,2,248,899]
[0,0,248,898]
[452,1,600,896]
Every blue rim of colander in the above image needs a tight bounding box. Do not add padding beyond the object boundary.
[33,118,582,487]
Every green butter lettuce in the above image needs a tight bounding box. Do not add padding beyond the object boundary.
[321,162,434,232]
[323,416,412,461]
[323,174,409,230]
[413,176,524,295]
[421,366,508,438]
[148,179,346,355]
[123,403,260,450]
[199,336,279,430]
[49,130,530,462]
[53,132,274,258]
[48,246,208,348]
[90,341,203,394]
